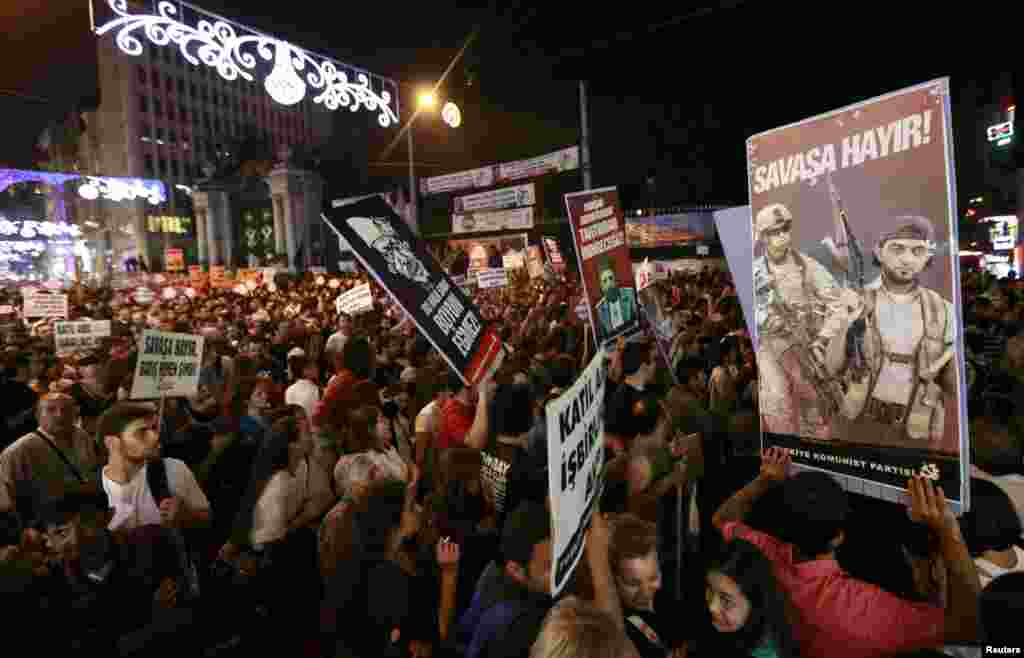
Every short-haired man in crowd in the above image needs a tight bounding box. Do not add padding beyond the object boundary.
[97,402,211,536]
[713,448,981,657]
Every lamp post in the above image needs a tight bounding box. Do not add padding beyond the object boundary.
[407,90,459,234]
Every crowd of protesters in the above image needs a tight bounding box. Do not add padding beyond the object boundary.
[0,258,1022,658]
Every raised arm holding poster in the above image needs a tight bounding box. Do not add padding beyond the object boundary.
[130,330,205,399]
[746,78,969,510]
[546,347,606,597]
[322,196,503,386]
[565,187,640,348]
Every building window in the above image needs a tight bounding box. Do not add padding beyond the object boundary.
[138,66,147,84]
[200,86,207,102]
[166,76,174,93]
[189,83,197,98]
[144,154,154,174]
[170,160,179,178]
[138,95,148,113]
[179,104,187,121]
[177,77,185,94]
[152,71,160,88]
[168,129,177,145]
[167,104,175,120]
[156,126,164,142]
[153,98,163,117]
[140,122,151,141]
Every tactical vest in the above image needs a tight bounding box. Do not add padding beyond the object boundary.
[843,287,949,440]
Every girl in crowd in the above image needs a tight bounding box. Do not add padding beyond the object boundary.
[704,539,800,658]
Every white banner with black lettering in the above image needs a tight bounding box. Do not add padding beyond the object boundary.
[476,268,509,289]
[546,348,606,596]
[335,283,374,315]
[451,206,534,235]
[130,330,205,399]
[454,183,535,213]
[22,291,68,318]
[54,320,111,356]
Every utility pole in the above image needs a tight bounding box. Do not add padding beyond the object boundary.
[407,128,419,235]
[579,80,592,190]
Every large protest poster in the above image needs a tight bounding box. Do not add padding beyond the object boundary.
[546,348,606,597]
[322,196,504,386]
[54,320,111,356]
[565,187,640,348]
[747,78,968,510]
[130,330,205,399]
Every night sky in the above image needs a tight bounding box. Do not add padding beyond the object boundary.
[1,1,1013,210]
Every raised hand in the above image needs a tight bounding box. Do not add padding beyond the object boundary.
[759,447,791,483]
[436,538,461,571]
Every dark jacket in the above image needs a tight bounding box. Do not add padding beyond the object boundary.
[460,561,552,658]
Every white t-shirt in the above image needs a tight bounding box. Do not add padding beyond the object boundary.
[325,331,350,356]
[285,379,321,421]
[102,458,210,532]
[251,469,303,546]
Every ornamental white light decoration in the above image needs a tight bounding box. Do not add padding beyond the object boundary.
[93,0,400,127]
[442,101,462,129]
[78,176,165,205]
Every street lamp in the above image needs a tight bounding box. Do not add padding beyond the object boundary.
[407,89,460,234]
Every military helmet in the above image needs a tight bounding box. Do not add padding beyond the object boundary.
[754,203,793,241]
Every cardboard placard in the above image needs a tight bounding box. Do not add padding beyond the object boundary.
[476,268,509,289]
[130,330,205,399]
[54,320,111,356]
[335,282,374,316]
[546,348,606,596]
[322,196,504,386]
[565,187,640,348]
[747,78,968,510]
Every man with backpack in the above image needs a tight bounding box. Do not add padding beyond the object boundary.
[97,402,211,536]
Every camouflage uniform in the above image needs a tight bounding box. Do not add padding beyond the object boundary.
[754,204,842,438]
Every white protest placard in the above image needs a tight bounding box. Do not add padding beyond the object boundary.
[335,283,374,316]
[696,244,710,256]
[546,348,606,596]
[54,320,111,356]
[476,268,509,289]
[23,291,68,318]
[130,330,205,399]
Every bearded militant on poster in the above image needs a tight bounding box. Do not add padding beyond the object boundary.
[746,78,969,509]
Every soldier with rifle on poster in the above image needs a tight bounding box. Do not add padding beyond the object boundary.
[753,203,848,439]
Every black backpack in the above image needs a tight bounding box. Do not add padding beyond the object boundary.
[146,458,201,601]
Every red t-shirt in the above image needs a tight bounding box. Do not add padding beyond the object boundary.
[720,521,945,658]
[436,397,474,450]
